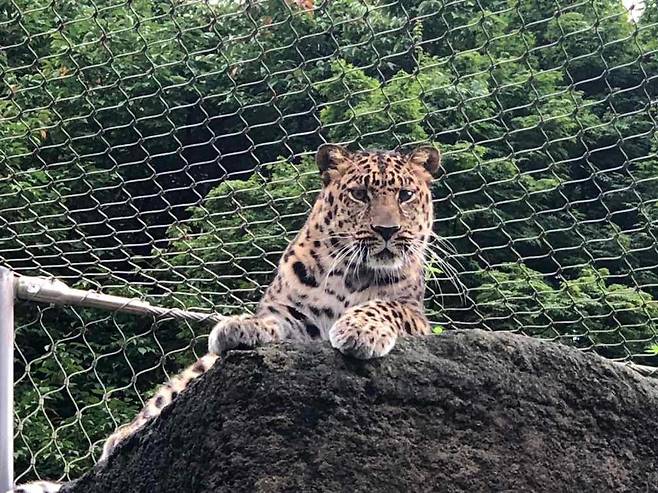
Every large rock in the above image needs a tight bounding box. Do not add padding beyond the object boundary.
[63,330,658,493]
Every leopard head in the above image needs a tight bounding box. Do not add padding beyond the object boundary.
[315,144,440,271]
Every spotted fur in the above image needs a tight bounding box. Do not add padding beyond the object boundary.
[11,144,441,492]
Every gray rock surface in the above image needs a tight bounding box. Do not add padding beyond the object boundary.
[63,330,658,493]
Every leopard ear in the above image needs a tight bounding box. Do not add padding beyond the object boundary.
[407,146,441,178]
[316,144,352,184]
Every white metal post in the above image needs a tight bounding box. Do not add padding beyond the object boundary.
[0,267,14,493]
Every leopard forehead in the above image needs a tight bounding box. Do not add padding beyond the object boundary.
[338,150,425,189]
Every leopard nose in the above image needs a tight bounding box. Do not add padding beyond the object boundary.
[372,225,401,241]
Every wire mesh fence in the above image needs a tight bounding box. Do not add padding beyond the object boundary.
[1,0,657,485]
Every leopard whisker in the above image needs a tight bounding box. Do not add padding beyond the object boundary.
[321,242,356,293]
[411,240,467,303]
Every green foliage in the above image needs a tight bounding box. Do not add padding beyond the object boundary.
[431,325,445,335]
[160,157,321,310]
[471,264,658,360]
[2,0,658,483]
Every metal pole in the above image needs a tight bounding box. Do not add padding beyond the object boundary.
[0,267,14,493]
[14,275,224,324]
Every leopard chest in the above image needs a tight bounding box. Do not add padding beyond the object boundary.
[280,273,420,338]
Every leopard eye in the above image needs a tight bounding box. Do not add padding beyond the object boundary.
[399,189,414,203]
[349,187,368,202]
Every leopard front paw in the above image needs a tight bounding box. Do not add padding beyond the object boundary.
[329,318,397,360]
[208,315,266,354]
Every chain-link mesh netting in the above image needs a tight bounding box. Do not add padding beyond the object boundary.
[1,0,657,484]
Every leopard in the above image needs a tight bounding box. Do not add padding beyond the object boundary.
[11,143,442,493]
